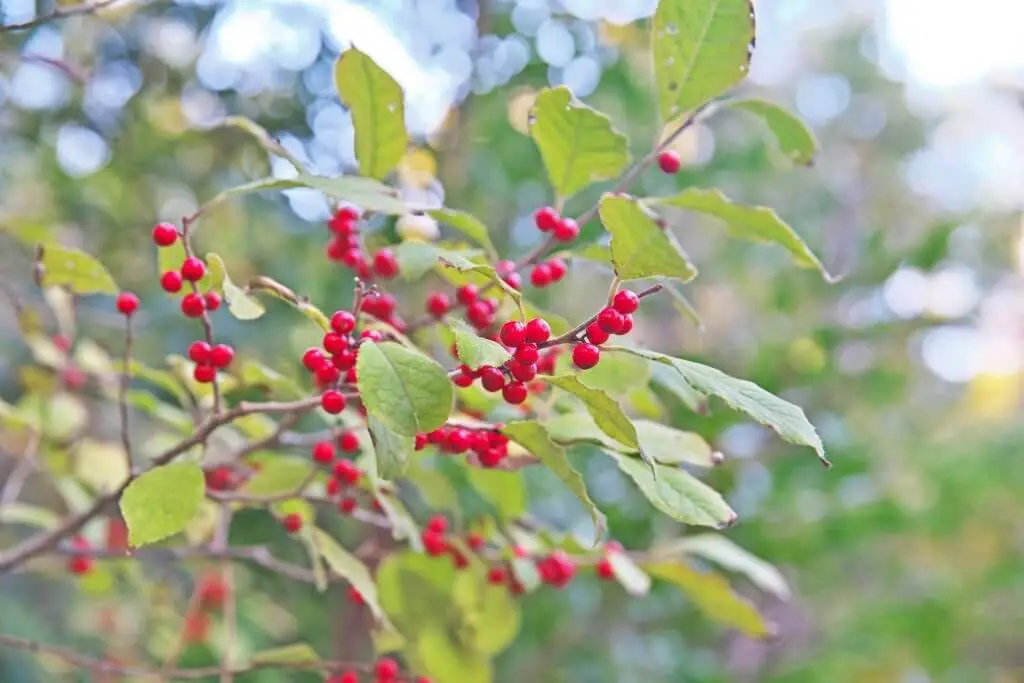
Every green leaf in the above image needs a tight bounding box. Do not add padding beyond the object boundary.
[429,209,498,258]
[0,503,60,529]
[653,533,790,599]
[652,0,755,121]
[465,467,526,520]
[357,342,453,437]
[649,362,708,414]
[198,176,411,217]
[241,457,313,498]
[311,527,388,621]
[367,415,413,480]
[251,643,319,665]
[607,551,652,596]
[649,188,832,280]
[335,48,408,180]
[599,194,697,283]
[545,375,639,450]
[657,279,704,330]
[729,98,818,165]
[449,319,511,370]
[634,420,720,467]
[414,628,493,683]
[569,349,650,395]
[610,346,828,466]
[377,551,457,629]
[392,242,483,280]
[120,461,204,547]
[559,242,611,265]
[439,253,523,313]
[38,245,117,295]
[206,253,265,320]
[606,451,736,528]
[528,86,630,198]
[501,421,605,539]
[238,360,304,399]
[644,561,771,637]
[452,568,521,654]
[542,412,628,451]
[120,360,190,407]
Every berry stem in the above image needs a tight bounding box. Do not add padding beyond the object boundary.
[117,312,134,475]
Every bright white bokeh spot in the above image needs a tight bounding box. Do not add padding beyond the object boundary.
[535,19,575,68]
[56,125,110,177]
[560,56,601,97]
[883,267,928,319]
[920,326,980,383]
[924,266,980,319]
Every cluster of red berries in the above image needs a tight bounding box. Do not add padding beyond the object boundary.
[420,515,477,569]
[451,318,558,405]
[423,283,501,330]
[323,206,401,282]
[66,535,93,575]
[326,658,428,683]
[301,310,361,389]
[313,432,365,514]
[533,206,580,242]
[571,289,640,370]
[152,223,222,316]
[528,256,568,289]
[360,291,406,332]
[196,569,229,612]
[187,340,235,384]
[415,425,510,468]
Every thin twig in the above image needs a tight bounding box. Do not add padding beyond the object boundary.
[118,315,134,474]
[538,284,663,348]
[1,0,134,32]
[0,433,41,507]
[179,214,221,414]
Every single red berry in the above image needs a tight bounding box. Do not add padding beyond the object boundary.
[303,348,328,372]
[152,222,179,246]
[204,291,221,311]
[375,658,400,679]
[337,673,359,683]
[115,292,140,316]
[512,545,529,558]
[487,566,507,584]
[326,478,341,496]
[415,677,433,683]
[612,289,640,314]
[321,390,346,414]
[658,150,682,174]
[180,257,206,282]
[53,334,72,353]
[426,291,450,318]
[339,497,357,514]
[509,360,537,382]
[338,431,360,453]
[325,236,348,261]
[345,367,358,384]
[316,364,341,385]
[586,322,610,345]
[597,307,624,333]
[346,586,365,606]
[538,550,576,587]
[181,293,205,318]
[483,297,500,313]
[414,433,428,450]
[68,554,93,576]
[479,448,505,468]
[466,300,493,329]
[322,333,348,355]
[188,340,211,364]
[193,364,216,383]
[512,343,539,367]
[445,428,472,453]
[467,533,486,551]
[61,366,87,390]
[452,368,474,387]
[502,271,522,290]
[360,329,383,342]
[496,259,516,275]
[617,314,634,335]
[456,284,478,306]
[547,257,568,282]
[160,270,183,293]
[596,558,615,580]
[372,248,400,278]
[530,263,552,288]
[524,319,551,344]
[426,515,448,534]
[332,348,357,372]
[503,382,528,404]
[209,344,234,369]
[450,548,470,570]
[553,217,579,242]
[333,459,361,485]
[499,321,527,348]
[312,441,335,464]
[330,310,356,335]
[422,531,447,555]
[572,343,601,369]
[479,366,506,392]
[534,206,560,232]
[281,513,303,534]
[197,570,228,609]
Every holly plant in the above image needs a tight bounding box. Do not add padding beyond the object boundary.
[0,1,831,682]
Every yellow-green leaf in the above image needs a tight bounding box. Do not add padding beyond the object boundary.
[465,467,526,520]
[241,457,313,498]
[649,188,832,280]
[206,253,265,320]
[357,342,453,437]
[335,48,408,180]
[599,194,697,283]
[644,561,771,637]
[528,86,630,199]
[392,242,484,281]
[429,209,497,258]
[120,461,204,547]
[251,643,319,664]
[311,527,388,621]
[38,244,117,295]
[367,415,413,480]
[730,98,818,165]
[634,420,719,467]
[450,319,511,370]
[545,375,639,450]
[653,533,790,599]
[653,0,755,121]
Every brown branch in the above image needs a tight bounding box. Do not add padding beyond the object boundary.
[118,314,134,474]
[538,284,663,348]
[0,0,135,32]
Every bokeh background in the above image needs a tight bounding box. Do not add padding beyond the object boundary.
[2,0,1024,681]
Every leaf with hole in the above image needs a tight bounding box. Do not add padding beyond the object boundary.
[599,194,697,283]
[335,48,408,180]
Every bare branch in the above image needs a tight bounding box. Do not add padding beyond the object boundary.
[1,0,136,32]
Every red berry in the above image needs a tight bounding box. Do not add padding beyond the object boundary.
[335,672,359,683]
[53,334,72,353]
[597,307,624,333]
[513,343,539,366]
[617,314,634,335]
[509,361,537,382]
[338,431,360,453]
[347,585,365,606]
[281,513,303,533]
[204,292,221,311]
[502,382,528,404]
[333,459,361,485]
[360,329,383,342]
[181,293,205,318]
[572,343,600,369]
[422,530,447,555]
[193,364,216,383]
[209,344,234,369]
[452,368,474,387]
[115,292,140,316]
[332,349,357,372]
[658,150,682,174]
[330,310,356,335]
[534,206,560,232]
[303,348,327,372]
[467,533,486,551]
[180,257,206,282]
[188,340,211,364]
[596,558,615,580]
[488,566,507,584]
[312,441,335,464]
[321,390,346,414]
[547,257,568,282]
[466,300,493,329]
[445,428,472,453]
[325,236,348,261]
[502,271,522,290]
[584,322,608,344]
[483,297,500,313]
[316,364,341,385]
[456,284,478,306]
[479,366,506,392]
[414,433,428,450]
[61,366,87,390]
[322,333,348,355]
[372,248,400,278]
[538,550,576,587]
[524,319,551,344]
[530,263,552,288]
[612,289,640,314]
[339,497,357,514]
[375,658,400,679]
[426,291,450,318]
[152,222,179,246]
[496,260,515,275]
[325,478,341,496]
[553,217,579,242]
[426,515,448,534]
[499,321,527,348]
[160,270,183,293]
[68,552,93,576]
